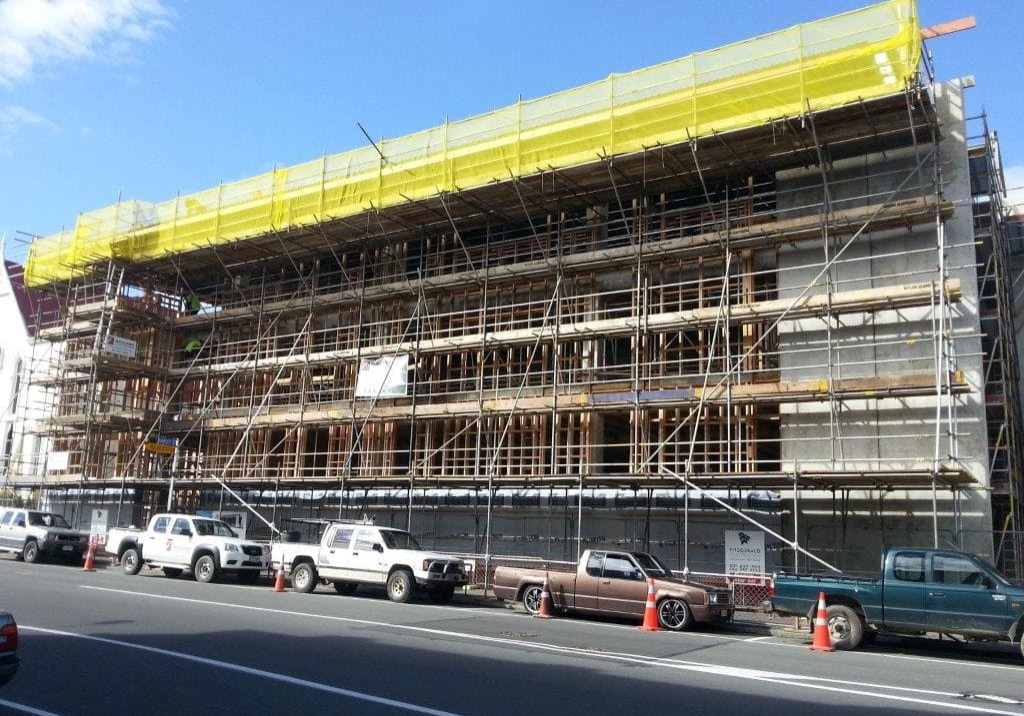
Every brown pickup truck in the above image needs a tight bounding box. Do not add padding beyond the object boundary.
[493,549,734,631]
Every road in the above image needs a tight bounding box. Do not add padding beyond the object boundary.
[0,557,1022,716]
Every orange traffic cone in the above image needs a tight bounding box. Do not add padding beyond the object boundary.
[272,566,286,593]
[82,543,96,572]
[809,591,834,652]
[638,577,661,631]
[534,572,553,619]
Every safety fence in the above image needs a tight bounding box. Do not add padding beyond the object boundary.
[26,0,919,286]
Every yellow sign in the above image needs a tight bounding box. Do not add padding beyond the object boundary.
[144,442,176,455]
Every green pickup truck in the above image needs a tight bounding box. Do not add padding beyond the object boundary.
[764,548,1024,657]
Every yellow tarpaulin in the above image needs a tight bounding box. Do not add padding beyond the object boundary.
[25,0,919,287]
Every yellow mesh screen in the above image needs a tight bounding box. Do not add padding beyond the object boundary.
[25,0,919,287]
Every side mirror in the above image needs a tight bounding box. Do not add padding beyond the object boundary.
[182,529,192,538]
[373,543,383,553]
[982,575,995,589]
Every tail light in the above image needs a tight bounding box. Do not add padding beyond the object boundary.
[767,577,775,598]
[0,620,18,654]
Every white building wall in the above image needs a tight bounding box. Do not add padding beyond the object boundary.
[0,261,53,497]
[775,81,991,569]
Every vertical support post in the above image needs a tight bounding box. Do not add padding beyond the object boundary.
[683,461,691,574]
[793,469,800,573]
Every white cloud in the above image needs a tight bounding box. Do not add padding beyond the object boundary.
[0,104,53,154]
[0,0,170,87]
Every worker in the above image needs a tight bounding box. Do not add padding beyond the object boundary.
[183,337,204,361]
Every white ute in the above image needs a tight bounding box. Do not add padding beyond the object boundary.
[271,521,469,603]
[106,513,270,584]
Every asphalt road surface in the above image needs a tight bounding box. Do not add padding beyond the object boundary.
[1,557,1022,716]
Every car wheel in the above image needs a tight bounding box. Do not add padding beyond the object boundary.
[333,581,358,595]
[427,585,455,604]
[386,569,414,603]
[121,548,142,575]
[22,541,39,564]
[291,563,317,593]
[658,597,694,631]
[521,584,543,615]
[193,554,217,583]
[162,567,183,578]
[237,570,261,585]
[826,604,864,650]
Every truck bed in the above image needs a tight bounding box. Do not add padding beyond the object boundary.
[776,571,880,588]
[771,571,882,619]
[491,564,574,602]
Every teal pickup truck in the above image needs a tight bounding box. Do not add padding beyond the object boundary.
[765,548,1024,657]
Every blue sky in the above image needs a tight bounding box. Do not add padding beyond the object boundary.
[1,0,1021,263]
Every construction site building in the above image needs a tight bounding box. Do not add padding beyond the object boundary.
[6,0,1023,577]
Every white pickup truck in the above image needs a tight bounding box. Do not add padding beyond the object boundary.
[106,513,270,584]
[272,521,469,603]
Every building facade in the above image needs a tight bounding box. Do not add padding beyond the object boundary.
[15,1,1024,575]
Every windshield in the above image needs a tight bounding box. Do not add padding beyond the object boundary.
[193,519,237,538]
[380,530,423,550]
[632,552,672,577]
[28,513,71,528]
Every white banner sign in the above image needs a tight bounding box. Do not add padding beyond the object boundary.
[102,335,138,359]
[355,355,409,398]
[49,451,69,471]
[725,530,765,582]
[90,509,108,535]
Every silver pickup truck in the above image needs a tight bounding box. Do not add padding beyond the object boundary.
[0,508,89,564]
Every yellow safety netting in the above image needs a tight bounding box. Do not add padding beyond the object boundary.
[25,0,919,287]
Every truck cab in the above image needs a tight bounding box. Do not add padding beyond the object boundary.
[883,549,1021,636]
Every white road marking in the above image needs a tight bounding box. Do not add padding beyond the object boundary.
[21,625,469,716]
[498,605,1024,667]
[0,698,71,716]
[75,585,1024,714]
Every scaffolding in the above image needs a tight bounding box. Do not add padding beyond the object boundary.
[14,0,1020,574]
[967,114,1024,575]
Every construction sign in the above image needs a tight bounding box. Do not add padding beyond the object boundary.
[725,530,765,584]
[144,436,178,455]
[355,355,409,398]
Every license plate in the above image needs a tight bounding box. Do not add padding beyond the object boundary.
[720,609,730,618]
[62,545,73,551]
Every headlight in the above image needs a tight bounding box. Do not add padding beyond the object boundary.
[45,532,57,542]
[708,592,718,604]
[225,544,239,552]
